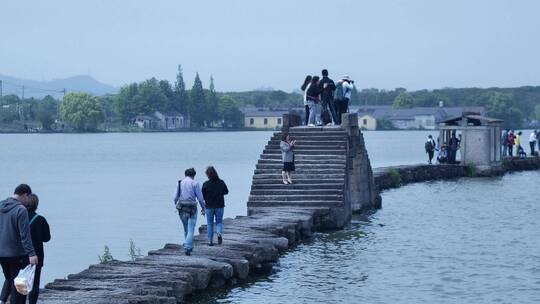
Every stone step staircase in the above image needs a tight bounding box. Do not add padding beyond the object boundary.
[248,126,350,228]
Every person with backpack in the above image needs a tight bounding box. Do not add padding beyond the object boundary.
[173,168,206,256]
[1,194,50,304]
[301,75,312,126]
[425,135,437,164]
[306,76,322,126]
[318,69,337,125]
[0,184,38,304]
[202,166,229,246]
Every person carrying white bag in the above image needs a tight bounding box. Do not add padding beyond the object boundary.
[0,184,38,304]
[14,265,35,296]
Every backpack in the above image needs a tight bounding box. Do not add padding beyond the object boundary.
[321,109,332,125]
[335,82,344,100]
[425,140,434,152]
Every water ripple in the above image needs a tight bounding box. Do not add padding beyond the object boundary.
[191,171,540,304]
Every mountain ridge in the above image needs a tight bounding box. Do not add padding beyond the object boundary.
[0,74,118,98]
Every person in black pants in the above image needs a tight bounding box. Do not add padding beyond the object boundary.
[1,193,49,304]
[0,184,38,304]
[301,75,312,125]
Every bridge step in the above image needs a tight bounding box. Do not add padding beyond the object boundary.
[247,200,344,208]
[250,183,344,190]
[264,144,347,152]
[249,194,344,201]
[254,168,345,174]
[260,154,346,160]
[250,189,343,196]
[267,140,348,145]
[253,173,345,179]
[256,163,346,169]
[252,178,345,185]
[262,149,346,155]
[257,159,346,165]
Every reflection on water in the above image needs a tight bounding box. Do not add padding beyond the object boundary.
[191,171,540,304]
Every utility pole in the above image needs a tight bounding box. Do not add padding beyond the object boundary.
[22,85,25,100]
[0,80,3,99]
[62,88,66,98]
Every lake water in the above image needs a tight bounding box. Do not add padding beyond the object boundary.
[1,130,539,303]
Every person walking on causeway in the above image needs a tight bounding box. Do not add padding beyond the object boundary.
[425,135,437,164]
[280,131,296,184]
[0,184,38,304]
[202,166,229,246]
[174,168,206,256]
[1,194,50,304]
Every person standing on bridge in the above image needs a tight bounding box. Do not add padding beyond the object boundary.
[0,184,38,304]
[174,168,206,256]
[280,132,296,184]
[306,76,322,126]
[529,130,537,156]
[202,166,229,246]
[501,129,508,157]
[425,135,437,164]
[301,75,312,126]
[318,69,337,125]
[507,130,515,157]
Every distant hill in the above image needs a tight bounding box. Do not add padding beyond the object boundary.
[0,74,118,99]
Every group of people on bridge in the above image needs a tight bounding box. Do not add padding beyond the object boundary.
[424,133,462,165]
[502,129,539,158]
[301,69,355,127]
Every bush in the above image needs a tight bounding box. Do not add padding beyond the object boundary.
[388,168,402,187]
[465,164,476,177]
[128,239,143,261]
[98,245,114,263]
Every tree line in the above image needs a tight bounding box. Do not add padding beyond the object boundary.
[2,69,540,131]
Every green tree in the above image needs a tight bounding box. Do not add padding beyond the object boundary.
[206,76,220,126]
[392,92,415,108]
[189,73,206,127]
[219,96,243,128]
[137,78,168,113]
[484,91,523,129]
[174,65,189,114]
[36,95,58,130]
[60,92,104,131]
[115,83,140,123]
[535,104,540,121]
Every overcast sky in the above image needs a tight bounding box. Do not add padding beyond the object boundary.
[1,0,539,92]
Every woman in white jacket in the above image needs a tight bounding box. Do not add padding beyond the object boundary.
[301,75,312,125]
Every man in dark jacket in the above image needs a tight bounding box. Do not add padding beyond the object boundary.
[0,184,38,304]
[318,69,338,125]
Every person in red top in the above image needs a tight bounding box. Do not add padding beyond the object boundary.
[507,130,515,157]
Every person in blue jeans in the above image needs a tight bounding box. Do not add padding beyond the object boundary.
[174,168,206,256]
[202,166,229,246]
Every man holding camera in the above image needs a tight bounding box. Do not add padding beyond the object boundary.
[335,76,354,124]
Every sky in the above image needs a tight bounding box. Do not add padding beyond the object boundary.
[1,0,539,92]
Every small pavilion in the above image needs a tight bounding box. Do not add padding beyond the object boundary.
[438,113,503,170]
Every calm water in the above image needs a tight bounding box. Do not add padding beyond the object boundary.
[194,172,540,303]
[1,130,538,303]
